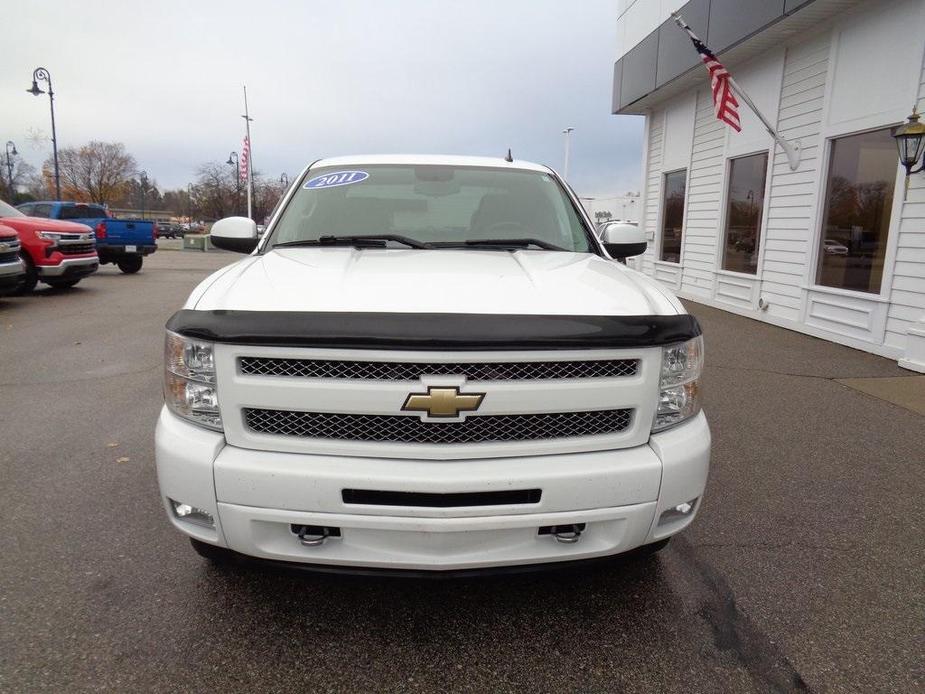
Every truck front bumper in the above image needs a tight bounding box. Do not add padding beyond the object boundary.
[155,408,710,572]
[0,258,25,292]
[36,256,99,278]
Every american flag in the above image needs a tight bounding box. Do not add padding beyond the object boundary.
[239,136,250,183]
[672,14,741,132]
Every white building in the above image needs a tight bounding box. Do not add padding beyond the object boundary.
[613,0,925,371]
[581,194,642,224]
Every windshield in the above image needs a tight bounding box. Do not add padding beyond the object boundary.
[266,165,594,252]
[0,200,25,218]
[59,205,107,220]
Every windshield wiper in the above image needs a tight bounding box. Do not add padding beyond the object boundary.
[273,234,430,249]
[433,238,568,252]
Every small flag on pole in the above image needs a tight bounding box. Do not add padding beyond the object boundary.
[240,136,250,183]
[671,14,740,132]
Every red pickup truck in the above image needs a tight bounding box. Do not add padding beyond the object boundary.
[0,199,99,292]
[0,223,25,296]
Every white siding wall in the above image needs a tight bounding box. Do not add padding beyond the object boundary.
[885,57,925,351]
[760,33,831,322]
[680,89,725,299]
[640,109,664,276]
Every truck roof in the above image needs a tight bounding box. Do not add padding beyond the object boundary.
[27,201,104,207]
[310,154,554,173]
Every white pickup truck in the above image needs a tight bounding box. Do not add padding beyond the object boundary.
[156,155,709,575]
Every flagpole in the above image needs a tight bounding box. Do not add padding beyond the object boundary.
[726,76,801,171]
[670,12,801,171]
[242,85,254,220]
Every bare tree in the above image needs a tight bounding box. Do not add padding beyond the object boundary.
[194,162,237,220]
[1,153,37,202]
[46,141,137,204]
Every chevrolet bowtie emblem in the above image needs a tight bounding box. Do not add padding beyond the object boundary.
[402,386,485,418]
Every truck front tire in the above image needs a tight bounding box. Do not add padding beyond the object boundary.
[189,538,231,565]
[15,252,38,294]
[117,256,143,274]
[46,279,81,290]
[633,537,671,557]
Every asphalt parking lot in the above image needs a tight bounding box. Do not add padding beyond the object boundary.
[1,250,922,693]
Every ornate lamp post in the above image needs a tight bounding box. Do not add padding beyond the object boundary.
[893,106,925,176]
[4,141,17,197]
[226,151,241,215]
[26,67,60,200]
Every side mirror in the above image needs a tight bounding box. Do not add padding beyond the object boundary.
[209,216,259,253]
[601,222,646,259]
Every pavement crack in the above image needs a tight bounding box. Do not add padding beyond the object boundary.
[708,364,853,382]
[694,541,854,551]
[674,537,812,693]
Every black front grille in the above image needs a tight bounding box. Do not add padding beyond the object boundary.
[58,243,95,255]
[243,408,633,444]
[0,249,19,264]
[239,357,638,381]
[342,489,542,507]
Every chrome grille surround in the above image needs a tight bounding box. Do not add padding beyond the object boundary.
[244,407,633,444]
[239,356,639,381]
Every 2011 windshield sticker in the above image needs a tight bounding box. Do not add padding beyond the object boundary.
[304,170,369,189]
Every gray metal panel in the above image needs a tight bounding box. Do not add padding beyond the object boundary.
[656,0,711,88]
[612,60,624,114]
[785,0,814,12]
[708,0,786,52]
[619,31,659,109]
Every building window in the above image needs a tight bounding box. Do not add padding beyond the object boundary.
[721,153,768,275]
[660,170,686,263]
[816,128,897,294]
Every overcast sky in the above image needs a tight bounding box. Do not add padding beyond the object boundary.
[4,0,642,199]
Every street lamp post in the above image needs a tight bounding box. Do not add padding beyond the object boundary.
[26,67,60,200]
[226,151,241,215]
[562,127,575,180]
[4,141,17,197]
[187,183,193,225]
[134,170,152,220]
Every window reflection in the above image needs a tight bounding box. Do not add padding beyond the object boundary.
[660,170,686,263]
[817,128,897,294]
[722,152,768,274]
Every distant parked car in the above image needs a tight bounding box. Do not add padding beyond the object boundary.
[0,222,26,296]
[823,239,849,255]
[1,199,98,291]
[18,201,156,274]
[157,222,182,239]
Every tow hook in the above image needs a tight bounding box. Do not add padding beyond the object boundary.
[553,524,583,544]
[294,525,341,547]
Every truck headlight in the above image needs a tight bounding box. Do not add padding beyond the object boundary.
[164,331,222,431]
[653,335,703,432]
[36,230,62,247]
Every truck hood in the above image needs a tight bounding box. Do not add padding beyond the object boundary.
[0,215,94,234]
[191,248,682,316]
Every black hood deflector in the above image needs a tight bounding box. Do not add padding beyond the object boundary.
[166,310,701,351]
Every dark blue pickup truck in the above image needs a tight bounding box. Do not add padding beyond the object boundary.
[17,201,157,273]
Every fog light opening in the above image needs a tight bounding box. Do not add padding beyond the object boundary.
[658,498,698,527]
[169,498,215,528]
